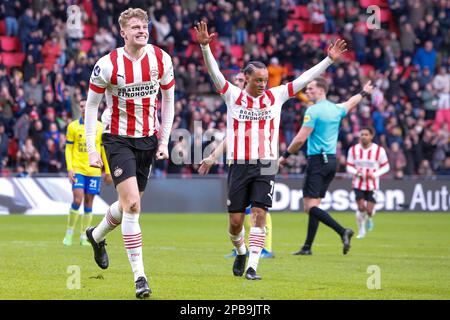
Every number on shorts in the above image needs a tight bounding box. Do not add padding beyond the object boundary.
[89,179,97,189]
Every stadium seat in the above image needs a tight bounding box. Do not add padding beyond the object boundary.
[189,28,197,41]
[230,45,243,60]
[1,52,25,68]
[359,0,389,8]
[296,5,310,20]
[0,36,21,52]
[83,24,97,39]
[0,20,5,35]
[256,31,264,45]
[80,39,93,53]
[287,19,310,32]
[380,9,391,23]
[360,64,375,76]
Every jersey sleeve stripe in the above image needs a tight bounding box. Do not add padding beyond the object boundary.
[160,78,175,90]
[89,82,106,94]
[287,82,295,97]
[66,141,74,144]
[379,161,389,167]
[217,81,229,94]
[346,162,355,167]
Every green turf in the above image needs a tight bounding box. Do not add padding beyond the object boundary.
[0,213,449,300]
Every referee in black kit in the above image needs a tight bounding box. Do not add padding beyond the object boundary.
[279,77,374,255]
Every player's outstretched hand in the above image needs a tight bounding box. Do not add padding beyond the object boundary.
[194,20,216,46]
[363,81,374,94]
[156,144,169,160]
[198,156,215,175]
[104,173,113,185]
[88,151,103,168]
[327,39,347,61]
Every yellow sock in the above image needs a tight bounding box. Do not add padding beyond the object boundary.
[265,213,273,252]
[81,213,93,234]
[67,209,79,233]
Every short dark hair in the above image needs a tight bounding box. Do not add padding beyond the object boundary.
[242,61,266,76]
[361,126,375,135]
[313,77,329,94]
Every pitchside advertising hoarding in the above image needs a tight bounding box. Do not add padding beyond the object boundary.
[0,177,448,215]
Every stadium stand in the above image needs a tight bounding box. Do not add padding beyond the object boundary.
[0,0,448,178]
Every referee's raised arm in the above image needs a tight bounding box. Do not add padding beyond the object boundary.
[338,81,375,113]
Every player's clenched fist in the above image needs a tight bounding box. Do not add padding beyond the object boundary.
[88,151,103,168]
[156,144,169,160]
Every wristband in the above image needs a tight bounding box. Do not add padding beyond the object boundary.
[360,90,369,98]
[283,150,291,158]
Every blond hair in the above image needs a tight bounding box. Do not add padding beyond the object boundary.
[118,8,149,29]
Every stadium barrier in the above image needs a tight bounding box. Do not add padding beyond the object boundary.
[0,176,449,214]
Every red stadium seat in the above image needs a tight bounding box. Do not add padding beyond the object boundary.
[80,39,93,53]
[296,5,310,20]
[0,20,6,35]
[0,36,21,52]
[230,45,243,59]
[287,19,310,32]
[380,9,391,23]
[83,24,97,39]
[1,52,25,68]
[189,28,197,41]
[256,31,264,45]
[360,64,375,76]
[359,0,389,8]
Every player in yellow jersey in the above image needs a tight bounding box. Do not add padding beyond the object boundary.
[63,99,112,246]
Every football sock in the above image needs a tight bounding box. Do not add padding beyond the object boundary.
[265,213,273,252]
[356,210,366,235]
[303,214,319,249]
[93,201,122,243]
[80,207,93,236]
[247,227,265,272]
[309,206,345,236]
[122,212,145,282]
[229,227,247,255]
[66,203,80,234]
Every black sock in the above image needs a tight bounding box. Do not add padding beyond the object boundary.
[303,214,319,250]
[309,206,345,236]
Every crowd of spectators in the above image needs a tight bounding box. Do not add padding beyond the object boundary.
[0,0,449,178]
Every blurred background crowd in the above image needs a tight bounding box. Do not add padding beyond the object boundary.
[0,0,449,178]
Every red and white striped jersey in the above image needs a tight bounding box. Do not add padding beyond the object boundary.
[219,81,297,161]
[346,143,390,191]
[88,44,174,138]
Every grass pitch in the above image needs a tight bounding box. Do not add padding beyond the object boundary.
[0,213,449,300]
